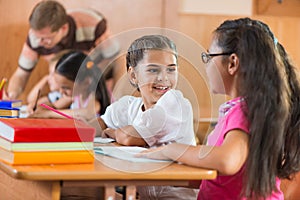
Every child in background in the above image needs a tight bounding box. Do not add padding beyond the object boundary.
[29,51,110,118]
[138,18,300,200]
[26,50,73,114]
[98,35,198,199]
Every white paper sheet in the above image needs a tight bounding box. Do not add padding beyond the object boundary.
[94,146,172,163]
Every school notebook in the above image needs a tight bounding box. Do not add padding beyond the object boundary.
[0,118,95,142]
[94,146,172,163]
[0,100,22,108]
[0,147,94,165]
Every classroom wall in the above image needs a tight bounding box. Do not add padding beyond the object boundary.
[0,0,299,125]
[179,0,253,15]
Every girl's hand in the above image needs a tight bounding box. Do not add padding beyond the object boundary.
[26,102,35,114]
[136,146,170,160]
[27,107,48,118]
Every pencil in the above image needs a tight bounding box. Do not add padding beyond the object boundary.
[0,78,8,90]
[32,89,41,111]
[40,103,74,119]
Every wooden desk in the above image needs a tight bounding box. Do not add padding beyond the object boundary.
[0,153,217,200]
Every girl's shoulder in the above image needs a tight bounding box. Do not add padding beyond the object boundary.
[157,89,191,107]
[114,95,142,107]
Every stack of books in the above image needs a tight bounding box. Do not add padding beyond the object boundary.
[0,118,95,165]
[0,100,22,118]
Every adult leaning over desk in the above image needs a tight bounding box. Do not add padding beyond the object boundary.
[4,0,119,100]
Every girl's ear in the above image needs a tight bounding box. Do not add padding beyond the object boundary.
[227,53,239,75]
[127,66,138,87]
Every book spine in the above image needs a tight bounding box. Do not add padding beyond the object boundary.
[12,128,95,142]
[6,143,94,152]
[7,150,94,165]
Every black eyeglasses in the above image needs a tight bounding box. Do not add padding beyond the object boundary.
[201,52,234,64]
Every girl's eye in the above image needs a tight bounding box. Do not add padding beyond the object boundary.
[167,67,176,72]
[62,86,71,91]
[148,68,158,73]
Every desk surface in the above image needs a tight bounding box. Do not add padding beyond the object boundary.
[0,154,217,181]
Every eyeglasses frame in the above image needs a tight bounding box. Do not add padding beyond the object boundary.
[201,52,234,64]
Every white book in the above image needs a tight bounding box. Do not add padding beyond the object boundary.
[93,137,115,144]
[94,146,172,163]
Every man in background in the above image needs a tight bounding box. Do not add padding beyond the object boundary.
[4,0,120,100]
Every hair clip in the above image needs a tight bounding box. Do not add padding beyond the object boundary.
[86,61,94,69]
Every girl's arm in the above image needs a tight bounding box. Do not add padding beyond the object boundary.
[103,125,147,147]
[27,94,72,114]
[140,129,249,175]
[51,95,73,109]
[27,107,75,119]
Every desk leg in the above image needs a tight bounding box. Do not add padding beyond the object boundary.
[105,185,116,200]
[51,181,61,200]
[126,185,136,200]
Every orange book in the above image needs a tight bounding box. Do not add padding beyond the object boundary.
[0,147,94,165]
[0,118,95,142]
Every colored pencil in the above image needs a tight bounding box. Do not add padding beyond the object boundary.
[40,103,73,119]
[0,78,8,90]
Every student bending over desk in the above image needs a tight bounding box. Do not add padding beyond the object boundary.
[29,51,110,119]
[26,50,73,114]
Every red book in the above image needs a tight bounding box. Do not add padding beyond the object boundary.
[0,118,95,142]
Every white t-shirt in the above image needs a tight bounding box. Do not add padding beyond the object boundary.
[101,89,196,147]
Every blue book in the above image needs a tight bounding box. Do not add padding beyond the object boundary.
[0,100,22,108]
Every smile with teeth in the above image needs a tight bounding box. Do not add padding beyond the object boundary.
[154,86,169,90]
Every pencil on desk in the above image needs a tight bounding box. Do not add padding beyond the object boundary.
[32,89,41,111]
[40,103,74,119]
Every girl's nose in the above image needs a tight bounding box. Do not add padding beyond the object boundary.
[157,71,168,82]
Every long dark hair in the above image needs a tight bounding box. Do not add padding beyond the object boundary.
[214,18,300,198]
[55,51,110,114]
[251,19,300,179]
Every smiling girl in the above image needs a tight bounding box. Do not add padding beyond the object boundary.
[99,34,196,147]
[98,34,198,199]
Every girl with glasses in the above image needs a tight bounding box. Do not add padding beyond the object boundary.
[138,18,300,200]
